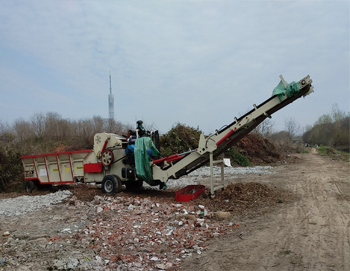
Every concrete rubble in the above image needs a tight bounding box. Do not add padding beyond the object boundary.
[0,192,239,270]
[0,164,285,270]
[79,195,239,270]
[0,190,72,217]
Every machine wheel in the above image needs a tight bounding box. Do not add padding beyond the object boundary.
[112,175,123,193]
[125,180,143,191]
[101,149,114,166]
[101,175,117,193]
[25,180,36,193]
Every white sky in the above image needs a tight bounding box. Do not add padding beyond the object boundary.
[0,1,349,134]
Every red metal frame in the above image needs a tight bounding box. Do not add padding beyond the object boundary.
[153,153,185,165]
[24,177,75,185]
[55,156,62,183]
[216,128,236,146]
[101,140,108,154]
[20,149,91,159]
[32,157,38,178]
[22,149,92,185]
[44,157,50,183]
[166,155,185,163]
[68,153,74,181]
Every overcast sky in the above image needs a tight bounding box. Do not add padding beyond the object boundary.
[0,1,349,134]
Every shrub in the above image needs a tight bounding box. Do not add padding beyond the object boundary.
[159,123,202,156]
[0,148,23,192]
[229,148,250,167]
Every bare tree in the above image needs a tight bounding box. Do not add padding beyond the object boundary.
[30,112,46,138]
[13,118,34,142]
[92,116,105,134]
[44,112,62,140]
[0,121,14,144]
[253,118,275,137]
[284,117,301,138]
[113,120,133,136]
[0,120,10,135]
[331,103,346,122]
[106,118,115,132]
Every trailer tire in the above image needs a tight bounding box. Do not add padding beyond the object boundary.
[112,175,123,193]
[25,180,36,193]
[102,175,117,194]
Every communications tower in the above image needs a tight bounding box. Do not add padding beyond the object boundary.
[108,72,114,120]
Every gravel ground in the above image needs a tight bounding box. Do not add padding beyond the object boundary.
[0,166,275,217]
[0,165,283,270]
[187,166,275,176]
[156,165,275,189]
[0,190,72,217]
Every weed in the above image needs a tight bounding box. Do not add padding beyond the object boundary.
[280,250,292,255]
[317,146,350,161]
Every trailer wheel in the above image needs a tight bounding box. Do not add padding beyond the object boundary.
[101,149,114,166]
[101,175,117,193]
[112,175,123,193]
[25,180,36,193]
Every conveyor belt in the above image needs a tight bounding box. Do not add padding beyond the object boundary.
[152,75,314,183]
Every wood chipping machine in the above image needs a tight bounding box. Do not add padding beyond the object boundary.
[21,75,314,195]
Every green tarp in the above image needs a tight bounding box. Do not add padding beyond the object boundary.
[272,80,301,102]
[134,137,161,186]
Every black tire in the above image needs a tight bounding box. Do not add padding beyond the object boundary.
[125,179,143,191]
[25,180,36,193]
[101,175,117,193]
[112,175,123,193]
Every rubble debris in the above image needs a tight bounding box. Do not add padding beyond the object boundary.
[0,258,6,266]
[56,195,240,270]
[0,177,293,270]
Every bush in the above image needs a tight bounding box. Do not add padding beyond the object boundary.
[159,123,202,156]
[229,148,250,167]
[0,148,23,192]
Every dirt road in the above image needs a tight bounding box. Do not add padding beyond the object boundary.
[181,149,350,271]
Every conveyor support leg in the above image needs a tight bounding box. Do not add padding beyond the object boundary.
[210,152,225,196]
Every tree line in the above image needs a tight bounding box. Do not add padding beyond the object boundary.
[0,112,134,156]
[0,113,134,192]
[302,104,349,152]
[254,104,349,153]
[0,105,348,192]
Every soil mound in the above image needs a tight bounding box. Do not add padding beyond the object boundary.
[234,134,282,165]
[197,182,294,217]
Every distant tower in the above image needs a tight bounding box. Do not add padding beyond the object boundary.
[108,72,114,120]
